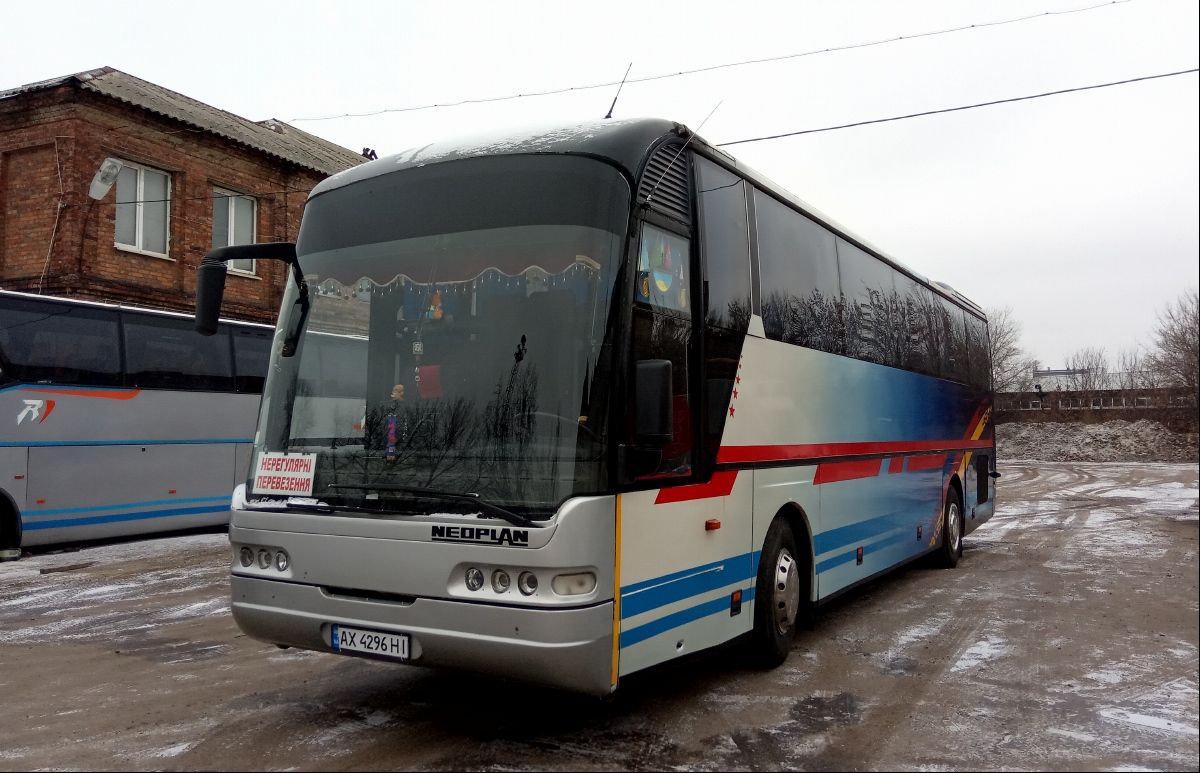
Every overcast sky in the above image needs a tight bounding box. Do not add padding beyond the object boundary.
[3,0,1196,366]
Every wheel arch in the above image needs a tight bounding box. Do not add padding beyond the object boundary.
[0,487,22,551]
[772,502,815,602]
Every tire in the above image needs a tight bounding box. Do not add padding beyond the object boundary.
[750,517,803,668]
[936,487,964,568]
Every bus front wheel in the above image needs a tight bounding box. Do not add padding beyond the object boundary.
[751,517,801,668]
[936,488,964,569]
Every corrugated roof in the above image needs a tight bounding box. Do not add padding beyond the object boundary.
[1,67,364,176]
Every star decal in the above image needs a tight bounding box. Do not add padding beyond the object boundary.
[728,406,736,418]
[735,376,741,384]
[732,389,738,399]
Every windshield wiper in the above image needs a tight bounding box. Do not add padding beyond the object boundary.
[327,484,536,528]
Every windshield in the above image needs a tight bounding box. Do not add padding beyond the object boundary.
[253,155,630,519]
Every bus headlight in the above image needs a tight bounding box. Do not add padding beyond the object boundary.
[491,570,511,593]
[517,571,538,596]
[275,551,289,571]
[465,567,484,591]
[239,547,254,567]
[257,549,271,570]
[551,572,596,596]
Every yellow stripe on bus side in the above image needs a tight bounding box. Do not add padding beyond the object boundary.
[611,493,622,688]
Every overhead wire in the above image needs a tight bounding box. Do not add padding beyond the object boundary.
[715,68,1199,146]
[287,0,1137,123]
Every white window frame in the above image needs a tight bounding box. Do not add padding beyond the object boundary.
[114,161,171,259]
[213,188,259,276]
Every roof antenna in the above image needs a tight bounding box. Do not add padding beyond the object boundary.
[644,100,722,205]
[604,63,633,119]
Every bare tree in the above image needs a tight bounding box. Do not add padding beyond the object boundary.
[1115,346,1154,390]
[1147,289,1199,399]
[1065,347,1111,392]
[986,306,1036,393]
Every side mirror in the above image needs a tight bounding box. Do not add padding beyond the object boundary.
[635,359,673,446]
[195,243,299,336]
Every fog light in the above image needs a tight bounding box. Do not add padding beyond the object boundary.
[275,551,289,571]
[239,547,254,567]
[257,549,271,569]
[517,571,538,596]
[551,572,596,596]
[491,569,510,593]
[465,567,484,591]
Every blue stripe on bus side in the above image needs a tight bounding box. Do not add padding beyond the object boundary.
[22,504,231,531]
[814,528,916,574]
[813,506,922,556]
[621,552,756,619]
[621,586,756,648]
[24,495,230,517]
[0,438,252,448]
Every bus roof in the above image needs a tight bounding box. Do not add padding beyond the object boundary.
[310,118,984,320]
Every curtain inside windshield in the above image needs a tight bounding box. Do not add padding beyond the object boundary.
[258,155,630,517]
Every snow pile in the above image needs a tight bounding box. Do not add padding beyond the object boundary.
[997,420,1199,463]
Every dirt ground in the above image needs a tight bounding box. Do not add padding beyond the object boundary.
[1,461,1196,771]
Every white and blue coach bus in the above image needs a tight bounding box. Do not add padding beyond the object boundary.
[195,119,996,695]
[0,290,276,555]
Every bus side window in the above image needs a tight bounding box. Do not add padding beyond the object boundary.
[837,238,900,367]
[940,300,970,384]
[966,314,990,390]
[695,157,752,332]
[231,326,273,394]
[754,187,841,354]
[122,313,234,391]
[0,297,121,386]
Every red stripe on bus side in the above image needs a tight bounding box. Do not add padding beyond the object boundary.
[716,438,993,465]
[813,458,883,485]
[888,457,904,474]
[21,388,141,400]
[655,471,738,504]
[906,454,947,472]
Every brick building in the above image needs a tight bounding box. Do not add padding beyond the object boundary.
[0,67,364,324]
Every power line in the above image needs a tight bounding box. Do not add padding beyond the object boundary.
[715,68,1200,147]
[288,0,1136,123]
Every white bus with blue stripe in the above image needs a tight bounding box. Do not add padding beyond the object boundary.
[0,290,273,554]
[199,119,995,695]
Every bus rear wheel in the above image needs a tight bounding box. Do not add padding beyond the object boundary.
[936,488,963,568]
[751,517,801,668]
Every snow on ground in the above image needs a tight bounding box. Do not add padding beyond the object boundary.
[997,419,1198,463]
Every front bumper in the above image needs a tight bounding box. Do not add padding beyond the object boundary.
[231,574,615,695]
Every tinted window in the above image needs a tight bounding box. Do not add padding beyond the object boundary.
[754,189,842,353]
[230,325,273,394]
[896,275,940,377]
[966,313,990,389]
[940,300,969,383]
[695,157,751,331]
[123,313,234,391]
[0,297,121,386]
[837,239,903,366]
[298,333,368,399]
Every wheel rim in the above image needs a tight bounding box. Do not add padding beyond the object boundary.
[948,501,961,551]
[773,548,801,635]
